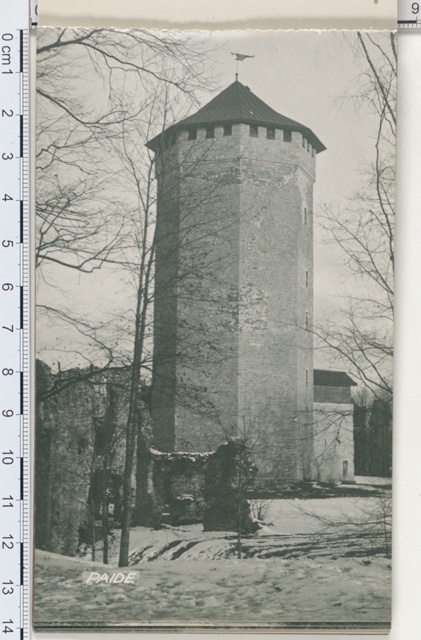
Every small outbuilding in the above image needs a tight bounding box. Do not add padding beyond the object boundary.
[313,369,357,483]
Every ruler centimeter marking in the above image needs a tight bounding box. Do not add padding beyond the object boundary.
[0,1,31,639]
[398,0,421,27]
[30,2,38,29]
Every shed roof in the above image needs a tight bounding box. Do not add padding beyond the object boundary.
[147,80,325,153]
[314,369,357,387]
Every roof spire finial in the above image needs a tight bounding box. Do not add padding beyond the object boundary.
[231,51,255,81]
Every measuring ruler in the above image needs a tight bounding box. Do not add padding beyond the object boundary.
[0,1,34,639]
[399,0,421,27]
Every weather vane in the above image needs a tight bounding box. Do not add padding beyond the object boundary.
[231,51,255,81]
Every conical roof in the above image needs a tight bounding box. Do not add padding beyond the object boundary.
[147,80,325,153]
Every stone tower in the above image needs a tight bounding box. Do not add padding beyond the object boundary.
[147,80,325,484]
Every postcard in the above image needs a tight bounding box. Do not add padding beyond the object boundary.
[34,27,394,632]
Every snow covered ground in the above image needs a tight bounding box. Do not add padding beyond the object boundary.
[33,497,391,631]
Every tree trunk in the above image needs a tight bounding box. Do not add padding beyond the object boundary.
[118,278,145,566]
[118,213,154,566]
[90,490,96,562]
[102,467,109,564]
[118,411,137,567]
[236,453,242,559]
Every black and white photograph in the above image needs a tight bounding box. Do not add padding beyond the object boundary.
[34,27,395,632]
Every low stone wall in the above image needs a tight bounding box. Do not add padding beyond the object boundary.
[135,447,212,527]
[203,439,258,534]
[134,438,257,533]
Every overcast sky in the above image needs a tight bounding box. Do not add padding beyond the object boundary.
[37,29,386,370]
[210,30,380,328]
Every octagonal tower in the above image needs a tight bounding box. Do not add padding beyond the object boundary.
[147,80,325,484]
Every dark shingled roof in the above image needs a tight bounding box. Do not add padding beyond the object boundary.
[314,369,357,387]
[147,80,325,153]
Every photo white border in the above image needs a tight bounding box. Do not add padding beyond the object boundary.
[38,0,396,29]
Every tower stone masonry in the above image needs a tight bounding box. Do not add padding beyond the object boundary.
[147,80,326,484]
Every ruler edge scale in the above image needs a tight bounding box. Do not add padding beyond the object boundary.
[27,8,36,639]
[22,23,31,640]
[0,0,414,638]
[0,1,35,639]
[398,0,421,26]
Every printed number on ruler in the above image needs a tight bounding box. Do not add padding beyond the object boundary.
[0,23,24,638]
[398,1,421,26]
[0,2,31,640]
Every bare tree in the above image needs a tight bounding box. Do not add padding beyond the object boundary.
[35,362,126,562]
[106,104,250,566]
[291,492,392,558]
[353,387,392,477]
[315,32,395,401]
[36,27,217,369]
[37,32,240,563]
[36,29,223,568]
[102,108,158,567]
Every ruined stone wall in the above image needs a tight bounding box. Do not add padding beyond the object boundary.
[36,364,259,547]
[135,440,257,533]
[35,363,130,555]
[151,123,316,483]
[134,447,212,527]
[35,363,107,555]
[312,402,355,483]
